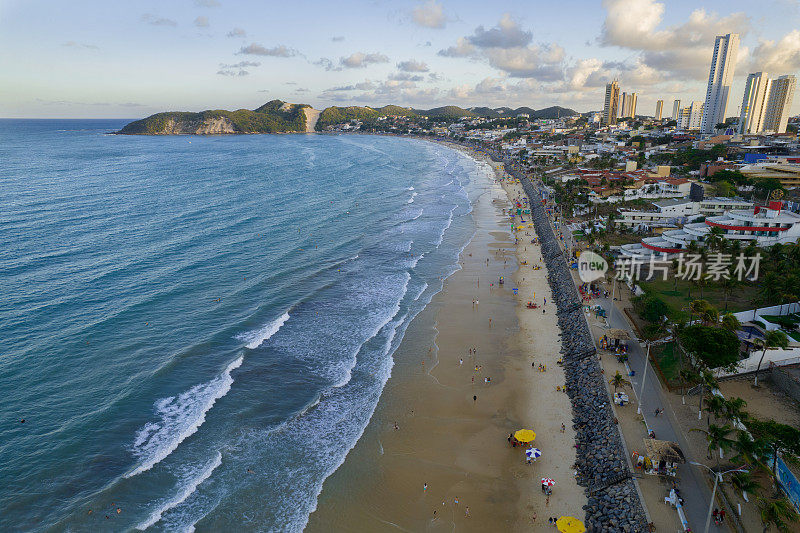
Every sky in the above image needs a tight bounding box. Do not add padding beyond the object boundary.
[1,0,800,118]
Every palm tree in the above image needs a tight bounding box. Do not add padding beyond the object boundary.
[759,273,783,305]
[719,276,740,312]
[691,423,736,467]
[697,370,718,421]
[706,226,725,252]
[703,394,726,428]
[757,496,800,533]
[720,312,741,333]
[722,397,748,426]
[700,305,719,326]
[730,470,760,502]
[610,371,632,393]
[754,330,790,387]
[689,299,709,325]
[731,430,760,467]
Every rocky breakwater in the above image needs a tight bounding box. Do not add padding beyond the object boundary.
[512,169,649,532]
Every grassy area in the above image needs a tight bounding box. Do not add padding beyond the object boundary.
[639,277,759,321]
[652,342,682,387]
[598,232,644,246]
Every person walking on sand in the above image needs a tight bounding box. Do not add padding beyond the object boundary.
[473,395,477,403]
[465,506,470,518]
[459,358,463,365]
[423,482,427,492]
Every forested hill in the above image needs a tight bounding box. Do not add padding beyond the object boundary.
[117,100,308,134]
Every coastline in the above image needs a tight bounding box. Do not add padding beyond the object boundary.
[306,141,585,531]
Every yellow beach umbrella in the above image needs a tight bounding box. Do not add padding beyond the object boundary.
[514,429,536,443]
[556,516,585,533]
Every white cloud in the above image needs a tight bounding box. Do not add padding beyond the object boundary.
[749,30,800,74]
[220,61,260,68]
[389,72,425,81]
[339,52,389,68]
[438,37,476,58]
[140,14,177,27]
[397,60,429,72]
[194,16,209,28]
[237,44,298,57]
[484,44,565,79]
[599,0,750,80]
[412,0,447,29]
[331,36,345,42]
[227,27,246,38]
[217,70,249,77]
[467,14,532,49]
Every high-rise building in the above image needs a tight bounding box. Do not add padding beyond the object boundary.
[738,72,771,134]
[620,92,628,118]
[672,99,681,120]
[700,33,740,134]
[655,100,664,120]
[603,81,620,126]
[679,102,704,130]
[763,75,797,134]
[688,101,704,130]
[628,92,638,118]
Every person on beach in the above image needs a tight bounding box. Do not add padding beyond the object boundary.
[473,395,477,403]
[459,358,463,365]
[465,507,470,517]
[423,483,427,492]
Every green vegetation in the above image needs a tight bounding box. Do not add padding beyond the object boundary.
[118,100,308,134]
[680,324,740,369]
[315,106,381,130]
[639,277,758,321]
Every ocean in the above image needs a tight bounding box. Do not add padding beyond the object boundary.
[0,120,491,531]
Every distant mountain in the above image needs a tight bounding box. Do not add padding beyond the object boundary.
[118,100,308,134]
[467,107,501,118]
[415,106,475,119]
[118,100,581,135]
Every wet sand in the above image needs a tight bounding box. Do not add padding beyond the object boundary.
[306,146,584,531]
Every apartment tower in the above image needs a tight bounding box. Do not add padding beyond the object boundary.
[738,72,771,134]
[603,81,620,125]
[672,99,681,120]
[700,33,740,134]
[763,75,797,134]
[655,100,664,120]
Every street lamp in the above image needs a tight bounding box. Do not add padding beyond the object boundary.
[689,462,747,533]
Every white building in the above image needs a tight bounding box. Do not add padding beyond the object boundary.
[679,102,704,130]
[655,100,663,120]
[620,201,800,259]
[700,33,740,134]
[672,99,681,120]
[738,72,771,134]
[763,75,797,134]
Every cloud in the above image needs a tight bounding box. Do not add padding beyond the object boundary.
[35,98,145,107]
[599,0,750,80]
[219,61,260,68]
[194,0,220,6]
[389,72,425,81]
[749,29,800,74]
[141,14,178,27]
[227,27,246,38]
[438,37,476,58]
[194,16,209,28]
[331,36,345,42]
[63,41,98,50]
[217,69,250,76]
[412,0,447,29]
[338,52,389,69]
[397,60,429,72]
[467,14,532,49]
[237,44,298,57]
[484,43,565,78]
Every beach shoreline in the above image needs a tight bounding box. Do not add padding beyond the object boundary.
[306,141,585,531]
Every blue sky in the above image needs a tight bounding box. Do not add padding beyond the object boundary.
[1,0,799,118]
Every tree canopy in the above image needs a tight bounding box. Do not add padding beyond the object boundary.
[680,324,740,369]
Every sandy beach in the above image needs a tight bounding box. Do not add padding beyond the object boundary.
[306,144,585,531]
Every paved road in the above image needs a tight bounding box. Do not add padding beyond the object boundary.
[599,291,724,533]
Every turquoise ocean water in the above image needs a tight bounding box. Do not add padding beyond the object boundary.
[0,120,488,531]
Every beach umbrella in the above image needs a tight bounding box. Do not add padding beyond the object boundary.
[525,448,542,459]
[514,429,536,443]
[556,516,585,533]
[541,477,555,487]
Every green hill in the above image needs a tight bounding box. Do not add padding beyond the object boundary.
[118,100,308,134]
[415,106,475,119]
[315,106,381,130]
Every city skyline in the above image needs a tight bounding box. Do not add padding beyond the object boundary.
[2,1,800,118]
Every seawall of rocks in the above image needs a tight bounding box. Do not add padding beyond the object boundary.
[513,169,649,532]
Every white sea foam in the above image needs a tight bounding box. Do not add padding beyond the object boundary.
[135,451,223,530]
[407,192,418,204]
[126,357,242,478]
[237,312,291,349]
[406,186,414,191]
